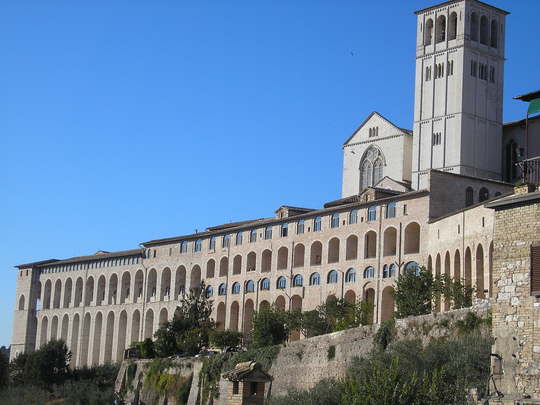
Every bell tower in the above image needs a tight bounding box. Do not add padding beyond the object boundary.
[411,0,508,189]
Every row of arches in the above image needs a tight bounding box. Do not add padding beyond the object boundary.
[424,12,499,48]
[204,222,420,277]
[427,242,493,311]
[38,307,170,367]
[38,222,421,311]
[39,266,200,310]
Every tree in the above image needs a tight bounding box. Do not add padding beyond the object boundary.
[394,266,433,318]
[300,310,332,338]
[0,346,8,389]
[251,305,290,348]
[153,281,215,356]
[209,330,242,350]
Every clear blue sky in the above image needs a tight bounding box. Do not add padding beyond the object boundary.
[1,0,538,347]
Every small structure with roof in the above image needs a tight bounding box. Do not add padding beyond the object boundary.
[222,361,272,405]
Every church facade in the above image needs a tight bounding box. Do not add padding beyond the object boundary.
[10,0,538,369]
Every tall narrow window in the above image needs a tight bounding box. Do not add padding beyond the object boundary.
[180,241,188,253]
[480,15,489,45]
[235,232,243,246]
[314,216,322,232]
[209,236,216,251]
[471,13,479,42]
[465,187,474,206]
[330,213,339,228]
[490,20,498,48]
[386,202,396,219]
[297,220,305,234]
[436,15,446,43]
[264,226,273,240]
[281,223,288,237]
[448,12,457,40]
[367,206,377,222]
[249,229,257,243]
[349,210,358,225]
[360,146,385,190]
[222,234,230,248]
[425,18,434,45]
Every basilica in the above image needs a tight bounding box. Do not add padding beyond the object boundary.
[10,0,540,371]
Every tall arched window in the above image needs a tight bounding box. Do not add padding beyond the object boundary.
[360,146,386,190]
[425,18,434,45]
[480,15,489,45]
[206,286,213,298]
[448,12,457,40]
[232,282,240,294]
[479,187,489,202]
[276,276,286,289]
[471,13,479,41]
[309,273,320,286]
[292,275,303,287]
[245,280,255,293]
[490,20,498,48]
[436,15,446,43]
[363,266,375,278]
[218,283,227,296]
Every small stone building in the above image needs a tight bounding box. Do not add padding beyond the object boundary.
[222,362,272,405]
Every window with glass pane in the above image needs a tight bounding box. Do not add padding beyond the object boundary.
[222,234,230,248]
[209,236,216,250]
[236,232,243,246]
[232,282,240,294]
[245,280,255,292]
[250,229,257,243]
[281,223,288,237]
[194,239,202,252]
[218,283,227,296]
[265,226,272,240]
[276,276,286,289]
[206,286,213,297]
[345,268,356,282]
[180,241,188,253]
[310,273,320,286]
[297,220,305,234]
[367,206,377,222]
[314,216,322,231]
[327,270,338,284]
[261,278,270,290]
[386,202,396,219]
[349,210,358,225]
[330,213,339,228]
[292,275,303,287]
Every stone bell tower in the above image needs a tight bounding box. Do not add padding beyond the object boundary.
[411,0,508,189]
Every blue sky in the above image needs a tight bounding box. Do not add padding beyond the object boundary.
[1,0,538,347]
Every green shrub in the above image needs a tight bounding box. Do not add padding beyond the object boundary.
[373,320,396,351]
[209,330,242,350]
[455,312,484,334]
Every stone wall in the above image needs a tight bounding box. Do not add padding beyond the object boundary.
[488,186,540,401]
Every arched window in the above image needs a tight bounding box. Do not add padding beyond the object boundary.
[194,239,202,252]
[490,20,498,48]
[245,280,255,293]
[367,206,377,222]
[330,213,340,228]
[292,275,303,287]
[232,282,240,294]
[327,270,338,284]
[479,187,490,202]
[206,286,213,298]
[349,209,358,225]
[314,216,322,231]
[363,266,375,278]
[276,276,286,289]
[260,278,270,290]
[425,18,434,45]
[236,232,243,246]
[249,229,257,243]
[480,15,489,45]
[448,12,457,40]
[345,268,356,283]
[436,15,446,43]
[360,146,386,190]
[383,265,389,278]
[222,234,230,248]
[405,261,420,275]
[389,264,397,278]
[385,202,396,219]
[471,13,479,41]
[218,283,227,296]
[309,272,320,286]
[465,187,474,206]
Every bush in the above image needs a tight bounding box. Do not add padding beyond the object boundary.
[373,319,396,351]
[251,306,290,348]
[394,266,433,318]
[209,330,242,350]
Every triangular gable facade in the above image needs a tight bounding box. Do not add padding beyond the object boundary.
[343,111,411,146]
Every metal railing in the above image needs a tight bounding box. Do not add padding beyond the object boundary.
[517,156,540,185]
